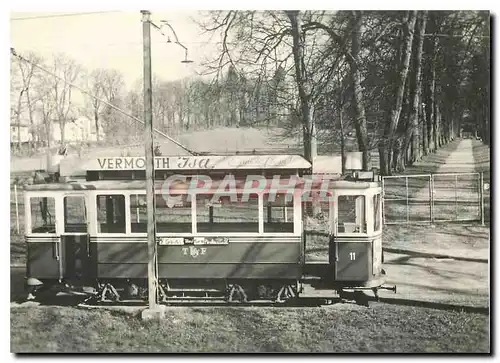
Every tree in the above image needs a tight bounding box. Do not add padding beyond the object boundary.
[11,55,25,151]
[201,10,343,162]
[49,54,82,144]
[407,11,427,164]
[378,11,417,175]
[34,70,56,149]
[286,10,315,162]
[83,68,125,142]
[347,11,370,170]
[15,52,43,151]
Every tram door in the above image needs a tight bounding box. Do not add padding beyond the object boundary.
[61,195,90,281]
[331,193,370,281]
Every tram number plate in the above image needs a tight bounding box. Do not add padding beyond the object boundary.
[194,237,229,245]
[158,237,184,246]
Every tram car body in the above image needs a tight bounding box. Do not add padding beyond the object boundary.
[23,154,391,303]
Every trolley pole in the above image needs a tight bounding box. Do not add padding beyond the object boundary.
[141,10,158,312]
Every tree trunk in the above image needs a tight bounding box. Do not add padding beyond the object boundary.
[302,122,312,162]
[428,64,436,152]
[339,105,347,175]
[310,104,317,161]
[94,110,100,142]
[421,101,428,155]
[16,89,26,151]
[409,11,427,163]
[286,10,314,164]
[186,111,191,131]
[379,11,417,175]
[396,140,406,172]
[348,11,371,170]
[26,91,35,152]
[239,92,247,127]
[425,15,439,152]
[59,119,66,145]
[433,101,438,150]
[399,74,412,168]
[399,10,425,168]
[45,120,52,149]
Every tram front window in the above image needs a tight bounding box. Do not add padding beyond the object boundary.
[64,196,87,233]
[337,195,366,233]
[30,197,56,233]
[373,194,382,232]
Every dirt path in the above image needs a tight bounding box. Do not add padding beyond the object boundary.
[418,139,477,173]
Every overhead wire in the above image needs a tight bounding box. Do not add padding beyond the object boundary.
[10,11,122,21]
[9,41,236,50]
[10,47,198,156]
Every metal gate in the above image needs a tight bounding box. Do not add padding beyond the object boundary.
[382,172,485,225]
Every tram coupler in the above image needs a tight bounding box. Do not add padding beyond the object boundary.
[379,284,397,294]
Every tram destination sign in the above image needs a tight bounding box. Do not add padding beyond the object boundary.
[63,155,311,173]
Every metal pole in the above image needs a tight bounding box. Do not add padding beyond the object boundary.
[14,184,20,234]
[406,176,409,224]
[480,172,485,225]
[455,175,458,219]
[142,10,157,309]
[429,175,434,223]
[382,177,385,225]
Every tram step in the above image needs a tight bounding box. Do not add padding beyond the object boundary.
[164,288,222,292]
[164,296,223,300]
[300,283,339,298]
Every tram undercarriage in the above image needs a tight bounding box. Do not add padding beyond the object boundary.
[26,276,396,307]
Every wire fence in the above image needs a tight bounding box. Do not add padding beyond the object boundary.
[382,172,488,225]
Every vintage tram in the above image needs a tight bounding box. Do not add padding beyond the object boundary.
[23,154,393,305]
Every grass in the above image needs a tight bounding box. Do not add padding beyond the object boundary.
[383,223,489,260]
[10,304,489,353]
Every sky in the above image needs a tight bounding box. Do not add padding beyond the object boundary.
[10,11,218,89]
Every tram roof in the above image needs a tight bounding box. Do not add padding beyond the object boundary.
[59,154,312,177]
[24,177,379,192]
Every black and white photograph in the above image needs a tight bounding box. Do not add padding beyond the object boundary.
[7,5,491,354]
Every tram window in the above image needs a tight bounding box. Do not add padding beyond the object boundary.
[129,195,192,233]
[96,195,125,233]
[196,194,259,233]
[30,197,56,233]
[156,194,192,233]
[129,195,147,233]
[264,194,294,233]
[373,194,382,231]
[64,196,87,233]
[337,195,365,233]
